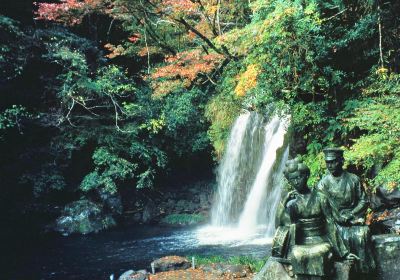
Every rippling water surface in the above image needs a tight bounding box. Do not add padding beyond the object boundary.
[14,225,270,279]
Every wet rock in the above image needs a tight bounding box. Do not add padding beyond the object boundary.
[200,263,250,278]
[55,199,116,235]
[118,269,147,280]
[175,200,190,212]
[372,234,400,280]
[151,256,190,272]
[118,270,134,280]
[369,207,400,234]
[371,187,400,211]
[123,179,215,225]
[199,193,209,208]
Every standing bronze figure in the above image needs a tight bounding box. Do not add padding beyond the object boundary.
[317,148,375,275]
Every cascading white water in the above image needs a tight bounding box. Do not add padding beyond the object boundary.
[238,116,288,231]
[198,111,288,245]
[211,112,253,226]
[262,146,289,237]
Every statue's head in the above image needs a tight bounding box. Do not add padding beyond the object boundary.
[284,157,310,192]
[323,147,344,176]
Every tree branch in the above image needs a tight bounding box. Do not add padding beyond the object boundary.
[378,3,384,68]
[175,17,232,59]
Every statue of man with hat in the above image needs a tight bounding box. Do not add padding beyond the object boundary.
[317,147,375,276]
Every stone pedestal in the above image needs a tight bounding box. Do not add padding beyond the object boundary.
[254,258,351,280]
[333,261,351,280]
[372,234,400,280]
[253,258,293,280]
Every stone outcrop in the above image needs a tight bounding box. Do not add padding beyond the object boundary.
[124,180,215,225]
[372,234,400,280]
[369,187,400,234]
[151,256,191,272]
[369,207,400,234]
[55,199,116,235]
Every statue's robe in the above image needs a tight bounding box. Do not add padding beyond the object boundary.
[317,171,376,273]
[271,187,292,259]
[285,189,349,278]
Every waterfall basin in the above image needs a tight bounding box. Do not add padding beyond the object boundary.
[10,224,271,279]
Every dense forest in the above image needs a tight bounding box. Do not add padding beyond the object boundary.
[1,0,399,246]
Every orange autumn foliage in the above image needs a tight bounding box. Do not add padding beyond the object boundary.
[150,49,223,96]
[366,209,391,226]
[104,43,125,59]
[235,64,261,97]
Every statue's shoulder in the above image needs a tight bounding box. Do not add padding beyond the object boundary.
[343,171,360,183]
[312,187,325,199]
[317,173,330,190]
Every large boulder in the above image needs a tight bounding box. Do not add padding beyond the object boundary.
[151,256,190,272]
[371,187,400,211]
[372,234,400,280]
[369,207,400,234]
[55,199,116,235]
[369,187,400,234]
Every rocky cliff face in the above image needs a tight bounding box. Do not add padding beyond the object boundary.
[124,180,215,225]
[50,179,215,235]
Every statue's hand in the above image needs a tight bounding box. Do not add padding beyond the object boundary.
[350,217,365,225]
[284,190,298,207]
[345,253,360,263]
[340,210,354,224]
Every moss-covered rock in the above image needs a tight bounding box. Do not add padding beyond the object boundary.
[55,199,116,235]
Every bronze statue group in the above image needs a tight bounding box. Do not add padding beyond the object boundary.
[272,148,376,280]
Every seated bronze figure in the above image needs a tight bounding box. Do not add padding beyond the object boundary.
[318,148,375,275]
[272,157,357,280]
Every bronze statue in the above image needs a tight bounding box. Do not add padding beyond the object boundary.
[317,148,375,275]
[272,157,357,280]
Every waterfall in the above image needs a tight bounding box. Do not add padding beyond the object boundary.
[206,111,288,241]
[238,116,288,231]
[211,112,266,226]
